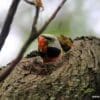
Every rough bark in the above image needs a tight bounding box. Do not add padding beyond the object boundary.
[0,36,100,100]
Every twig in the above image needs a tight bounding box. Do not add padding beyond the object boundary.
[0,0,21,50]
[0,7,39,82]
[38,0,67,34]
[33,7,40,27]
[24,0,44,9]
[0,30,37,82]
[24,0,35,6]
[0,0,67,82]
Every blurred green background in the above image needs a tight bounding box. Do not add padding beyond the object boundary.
[0,0,100,66]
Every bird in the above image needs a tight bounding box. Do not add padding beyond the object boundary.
[26,34,73,63]
[25,34,73,75]
[37,34,64,63]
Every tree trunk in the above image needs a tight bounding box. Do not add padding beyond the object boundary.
[0,36,100,100]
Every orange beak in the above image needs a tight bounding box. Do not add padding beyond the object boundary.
[38,36,48,53]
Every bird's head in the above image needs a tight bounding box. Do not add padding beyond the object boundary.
[38,35,48,53]
[38,34,63,63]
[38,34,62,53]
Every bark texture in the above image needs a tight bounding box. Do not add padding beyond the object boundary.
[0,36,100,100]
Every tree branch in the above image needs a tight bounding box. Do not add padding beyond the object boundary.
[24,0,35,6]
[0,37,100,99]
[0,0,67,82]
[38,0,67,34]
[0,7,39,82]
[33,7,40,27]
[0,0,21,50]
